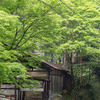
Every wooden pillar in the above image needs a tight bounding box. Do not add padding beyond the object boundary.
[42,81,46,100]
[15,85,16,100]
[47,71,50,100]
[18,88,20,100]
[47,81,50,100]
[22,91,25,100]
[20,91,21,100]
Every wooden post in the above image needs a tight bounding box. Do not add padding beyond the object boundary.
[15,85,16,100]
[18,88,20,100]
[20,90,21,100]
[22,91,25,100]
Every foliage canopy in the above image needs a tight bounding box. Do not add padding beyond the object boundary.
[0,1,100,98]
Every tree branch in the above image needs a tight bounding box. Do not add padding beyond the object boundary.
[39,0,100,40]
[9,28,18,50]
[12,2,59,50]
[38,0,66,19]
[16,26,39,49]
[83,66,97,86]
[9,27,22,50]
[14,19,39,49]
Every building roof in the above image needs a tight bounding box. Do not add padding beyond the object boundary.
[22,51,70,72]
[42,60,70,72]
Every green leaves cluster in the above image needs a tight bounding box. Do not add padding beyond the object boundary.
[0,0,65,87]
[0,0,100,91]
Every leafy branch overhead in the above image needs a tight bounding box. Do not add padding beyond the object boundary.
[0,0,64,86]
[0,0,100,92]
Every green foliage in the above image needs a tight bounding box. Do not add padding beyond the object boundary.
[0,0,65,88]
[40,0,100,99]
[51,0,100,76]
[54,93,62,97]
[0,0,100,95]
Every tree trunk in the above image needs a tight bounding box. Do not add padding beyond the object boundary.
[70,53,74,95]
[80,57,83,85]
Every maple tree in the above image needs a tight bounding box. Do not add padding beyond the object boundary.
[0,0,63,87]
[0,1,100,99]
[38,0,100,98]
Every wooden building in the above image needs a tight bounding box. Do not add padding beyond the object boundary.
[0,60,70,100]
[21,60,70,100]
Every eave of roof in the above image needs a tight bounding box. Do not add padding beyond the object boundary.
[22,51,70,72]
[42,60,70,72]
